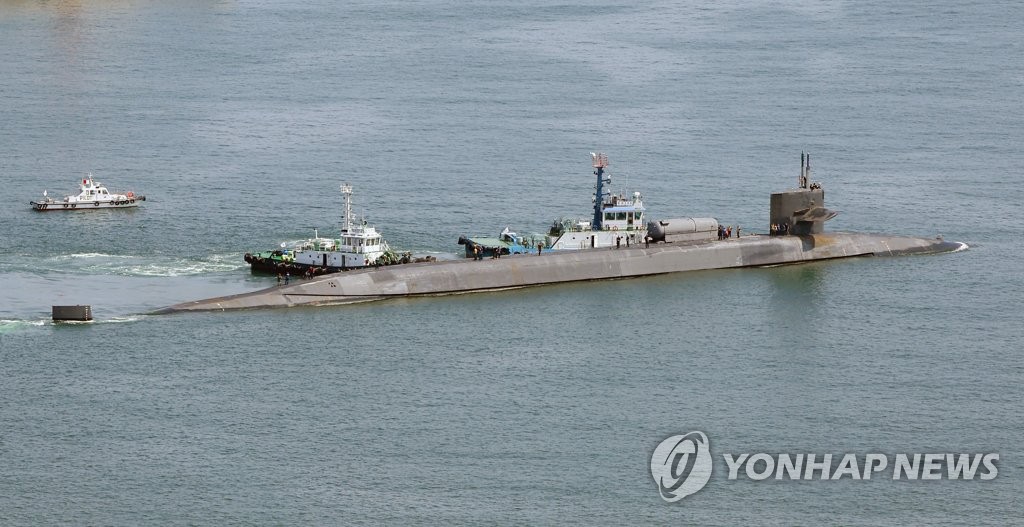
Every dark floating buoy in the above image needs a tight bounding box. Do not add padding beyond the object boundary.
[52,305,93,322]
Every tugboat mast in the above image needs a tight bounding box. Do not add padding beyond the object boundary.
[341,183,353,233]
[591,152,610,230]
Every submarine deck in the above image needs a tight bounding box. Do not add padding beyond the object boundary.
[155,232,965,313]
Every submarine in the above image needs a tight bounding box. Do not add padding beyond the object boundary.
[155,153,965,313]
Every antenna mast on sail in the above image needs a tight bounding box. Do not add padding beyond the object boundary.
[799,152,811,189]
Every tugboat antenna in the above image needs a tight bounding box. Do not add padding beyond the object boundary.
[340,183,353,233]
[591,152,610,230]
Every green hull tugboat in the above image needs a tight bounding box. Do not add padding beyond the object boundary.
[244,183,421,277]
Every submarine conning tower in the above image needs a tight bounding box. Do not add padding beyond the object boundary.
[769,152,838,235]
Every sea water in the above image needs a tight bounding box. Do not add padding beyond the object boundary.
[0,0,1021,524]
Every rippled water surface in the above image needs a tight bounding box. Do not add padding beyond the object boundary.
[1,0,1021,524]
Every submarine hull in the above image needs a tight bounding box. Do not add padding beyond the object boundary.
[156,233,965,313]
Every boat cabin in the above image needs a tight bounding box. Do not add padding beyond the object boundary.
[599,192,645,231]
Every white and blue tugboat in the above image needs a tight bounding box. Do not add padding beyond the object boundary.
[244,183,416,277]
[460,152,717,258]
[30,174,145,211]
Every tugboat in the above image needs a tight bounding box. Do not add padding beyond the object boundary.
[244,183,415,277]
[30,174,145,211]
[459,152,717,257]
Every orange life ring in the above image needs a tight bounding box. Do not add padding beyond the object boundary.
[126,192,134,198]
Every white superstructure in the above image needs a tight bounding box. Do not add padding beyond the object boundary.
[31,175,145,211]
[246,183,401,274]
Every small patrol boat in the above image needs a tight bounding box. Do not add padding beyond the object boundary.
[459,152,717,258]
[244,183,417,277]
[30,174,145,211]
